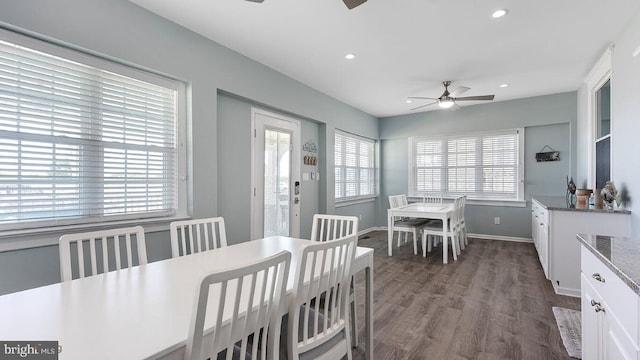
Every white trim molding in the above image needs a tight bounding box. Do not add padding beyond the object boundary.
[585,47,613,189]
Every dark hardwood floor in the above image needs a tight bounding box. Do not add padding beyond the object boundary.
[350,231,580,360]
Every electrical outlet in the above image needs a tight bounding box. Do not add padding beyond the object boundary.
[494,217,501,225]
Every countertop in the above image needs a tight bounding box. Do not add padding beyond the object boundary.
[533,195,631,214]
[577,233,640,294]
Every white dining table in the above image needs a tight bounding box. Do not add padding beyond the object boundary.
[0,236,374,360]
[387,202,455,263]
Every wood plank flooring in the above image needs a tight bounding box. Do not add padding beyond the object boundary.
[350,231,580,360]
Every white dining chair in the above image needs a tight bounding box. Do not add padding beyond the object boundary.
[185,250,291,360]
[459,195,468,248]
[59,226,147,282]
[421,197,463,261]
[170,217,227,258]
[284,235,357,360]
[422,193,443,204]
[309,214,359,348]
[388,195,426,255]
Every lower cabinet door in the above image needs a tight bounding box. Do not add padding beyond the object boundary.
[606,311,639,360]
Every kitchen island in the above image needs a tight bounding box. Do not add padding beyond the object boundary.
[531,196,630,296]
[577,234,640,359]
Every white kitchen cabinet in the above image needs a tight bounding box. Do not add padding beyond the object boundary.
[580,242,640,360]
[532,197,630,296]
[531,200,549,278]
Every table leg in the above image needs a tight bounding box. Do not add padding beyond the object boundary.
[365,260,374,360]
[387,212,393,256]
[442,215,448,264]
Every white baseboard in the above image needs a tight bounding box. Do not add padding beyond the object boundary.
[553,283,581,298]
[467,233,533,243]
[358,227,385,236]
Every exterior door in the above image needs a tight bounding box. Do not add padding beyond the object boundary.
[251,109,300,239]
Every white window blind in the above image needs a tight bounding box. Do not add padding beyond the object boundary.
[335,131,375,201]
[410,129,522,201]
[0,31,183,229]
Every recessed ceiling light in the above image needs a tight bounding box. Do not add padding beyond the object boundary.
[345,53,356,60]
[499,83,509,88]
[492,9,508,18]
[405,100,413,104]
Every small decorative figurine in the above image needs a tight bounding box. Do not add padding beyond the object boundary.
[566,176,576,204]
[601,181,621,209]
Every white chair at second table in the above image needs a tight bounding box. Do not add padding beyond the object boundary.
[170,217,227,258]
[59,226,147,282]
[185,250,291,360]
[309,214,359,348]
[283,235,358,360]
[422,193,443,204]
[388,195,426,255]
[421,196,463,260]
[459,195,468,249]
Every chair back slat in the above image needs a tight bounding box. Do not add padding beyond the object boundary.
[59,226,147,282]
[170,217,227,257]
[185,251,291,360]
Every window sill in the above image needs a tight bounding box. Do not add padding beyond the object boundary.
[0,216,190,252]
[408,196,526,208]
[335,197,377,208]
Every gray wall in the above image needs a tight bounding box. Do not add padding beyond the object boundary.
[0,0,378,295]
[378,92,577,238]
[216,92,322,242]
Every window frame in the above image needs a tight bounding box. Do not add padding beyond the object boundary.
[408,128,524,204]
[0,28,188,234]
[334,130,377,204]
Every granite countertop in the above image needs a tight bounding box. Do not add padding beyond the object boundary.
[577,233,640,295]
[533,195,631,214]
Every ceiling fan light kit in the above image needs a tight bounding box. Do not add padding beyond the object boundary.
[438,98,455,108]
[409,81,496,111]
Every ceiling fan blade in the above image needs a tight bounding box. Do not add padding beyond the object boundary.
[410,102,437,111]
[454,95,495,101]
[343,0,367,9]
[408,96,438,100]
[449,86,470,98]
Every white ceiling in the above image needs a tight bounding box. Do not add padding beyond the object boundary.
[128,0,640,118]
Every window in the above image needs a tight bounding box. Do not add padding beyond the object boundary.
[335,131,375,201]
[0,29,186,230]
[409,129,523,201]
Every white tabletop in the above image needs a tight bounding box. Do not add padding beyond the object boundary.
[0,236,374,360]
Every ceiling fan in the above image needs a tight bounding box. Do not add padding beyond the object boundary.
[245,0,367,10]
[409,81,495,111]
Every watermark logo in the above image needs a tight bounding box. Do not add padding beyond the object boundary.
[0,342,59,359]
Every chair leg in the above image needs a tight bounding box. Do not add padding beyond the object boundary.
[350,277,358,348]
[427,235,432,253]
[450,234,458,261]
[412,230,418,255]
